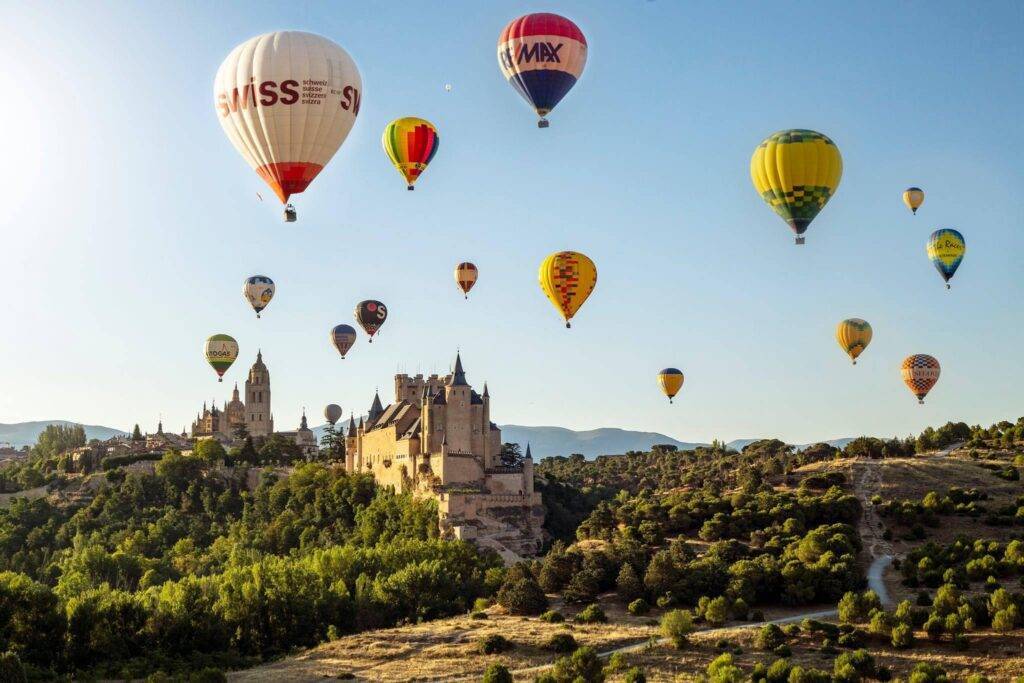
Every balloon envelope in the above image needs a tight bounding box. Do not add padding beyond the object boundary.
[204,334,238,381]
[901,354,940,404]
[354,301,388,340]
[243,275,275,317]
[214,31,362,204]
[750,129,843,244]
[835,318,872,364]
[903,187,924,214]
[330,324,357,358]
[455,262,478,298]
[498,13,587,125]
[538,251,596,328]
[324,404,343,425]
[382,117,439,189]
[927,229,965,288]
[658,368,684,403]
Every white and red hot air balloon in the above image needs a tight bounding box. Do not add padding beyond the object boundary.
[214,31,362,221]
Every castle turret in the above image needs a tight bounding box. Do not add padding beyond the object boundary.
[366,390,384,428]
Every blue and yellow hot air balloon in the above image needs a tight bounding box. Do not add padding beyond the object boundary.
[382,117,440,190]
[927,229,965,289]
[657,368,684,404]
[750,129,843,244]
[497,13,587,128]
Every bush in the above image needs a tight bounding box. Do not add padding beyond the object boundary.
[479,634,513,654]
[616,563,644,601]
[496,576,548,616]
[992,605,1019,632]
[628,598,649,616]
[833,649,877,682]
[907,662,949,683]
[482,663,513,683]
[546,632,577,653]
[706,653,744,683]
[660,609,695,649]
[772,644,792,657]
[756,623,785,650]
[0,653,26,683]
[473,597,492,612]
[891,623,915,649]
[704,596,729,626]
[540,609,564,623]
[189,670,227,683]
[574,604,607,624]
[551,646,604,683]
[788,666,832,683]
[622,667,646,683]
[470,611,488,620]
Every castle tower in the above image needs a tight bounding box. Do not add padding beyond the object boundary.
[244,350,273,437]
[444,353,473,455]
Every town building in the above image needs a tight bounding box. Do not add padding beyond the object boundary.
[345,353,544,560]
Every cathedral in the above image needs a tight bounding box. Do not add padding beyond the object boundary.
[191,351,274,440]
[345,353,544,558]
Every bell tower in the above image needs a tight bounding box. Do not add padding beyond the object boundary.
[244,350,274,437]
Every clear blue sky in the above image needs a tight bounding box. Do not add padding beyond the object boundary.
[1,1,1022,444]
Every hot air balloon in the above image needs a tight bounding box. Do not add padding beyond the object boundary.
[324,404,343,426]
[903,187,924,215]
[835,318,873,365]
[214,31,362,221]
[382,118,439,190]
[750,129,843,244]
[455,262,478,299]
[658,368,684,404]
[497,13,587,128]
[243,276,275,318]
[927,229,965,289]
[354,301,388,342]
[204,334,238,382]
[331,324,357,358]
[538,251,597,328]
[901,354,940,404]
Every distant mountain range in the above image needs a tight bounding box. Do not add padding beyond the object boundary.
[1,420,852,460]
[0,421,126,448]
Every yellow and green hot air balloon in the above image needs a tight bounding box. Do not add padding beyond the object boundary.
[750,129,843,245]
[903,187,924,215]
[204,334,238,382]
[658,368,684,403]
[538,251,596,328]
[835,318,872,365]
[382,117,440,190]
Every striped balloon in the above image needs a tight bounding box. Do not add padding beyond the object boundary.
[497,13,587,127]
[382,117,440,190]
[204,334,238,382]
[927,228,965,289]
[454,262,478,299]
[901,354,940,404]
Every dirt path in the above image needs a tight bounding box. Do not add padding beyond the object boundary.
[852,459,895,605]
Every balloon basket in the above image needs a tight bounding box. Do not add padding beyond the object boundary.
[538,118,549,129]
[795,236,805,245]
[946,284,951,290]
[565,322,571,329]
[407,185,414,191]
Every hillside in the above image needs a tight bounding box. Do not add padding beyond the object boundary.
[0,420,125,447]
[499,425,706,458]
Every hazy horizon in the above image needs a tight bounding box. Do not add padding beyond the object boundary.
[2,1,1022,445]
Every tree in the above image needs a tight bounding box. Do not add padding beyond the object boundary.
[496,574,547,615]
[755,623,785,650]
[660,609,694,648]
[132,424,143,441]
[703,596,729,625]
[232,422,249,441]
[499,443,523,467]
[194,439,227,464]
[615,563,643,601]
[482,663,513,683]
[319,424,345,461]
[551,646,604,683]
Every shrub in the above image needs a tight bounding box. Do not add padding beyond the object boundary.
[546,633,577,653]
[551,646,604,683]
[479,634,513,654]
[628,598,649,616]
[833,649,877,682]
[992,605,1019,632]
[470,611,488,620]
[756,623,786,650]
[660,609,695,649]
[772,644,792,657]
[473,597,492,612]
[704,596,729,626]
[482,664,512,683]
[616,563,644,601]
[189,670,227,683]
[496,576,548,616]
[907,662,950,683]
[787,665,832,683]
[622,667,646,683]
[574,604,607,624]
[891,623,914,649]
[540,609,564,623]
[706,653,744,683]
[765,658,791,683]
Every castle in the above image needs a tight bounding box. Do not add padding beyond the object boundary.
[191,351,317,457]
[345,353,544,559]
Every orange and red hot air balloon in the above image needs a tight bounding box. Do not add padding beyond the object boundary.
[901,354,940,404]
[454,262,478,299]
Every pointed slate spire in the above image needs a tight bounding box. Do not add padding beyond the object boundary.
[482,382,489,398]
[347,414,357,437]
[300,409,308,430]
[369,390,384,421]
[525,443,532,460]
[449,352,468,386]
